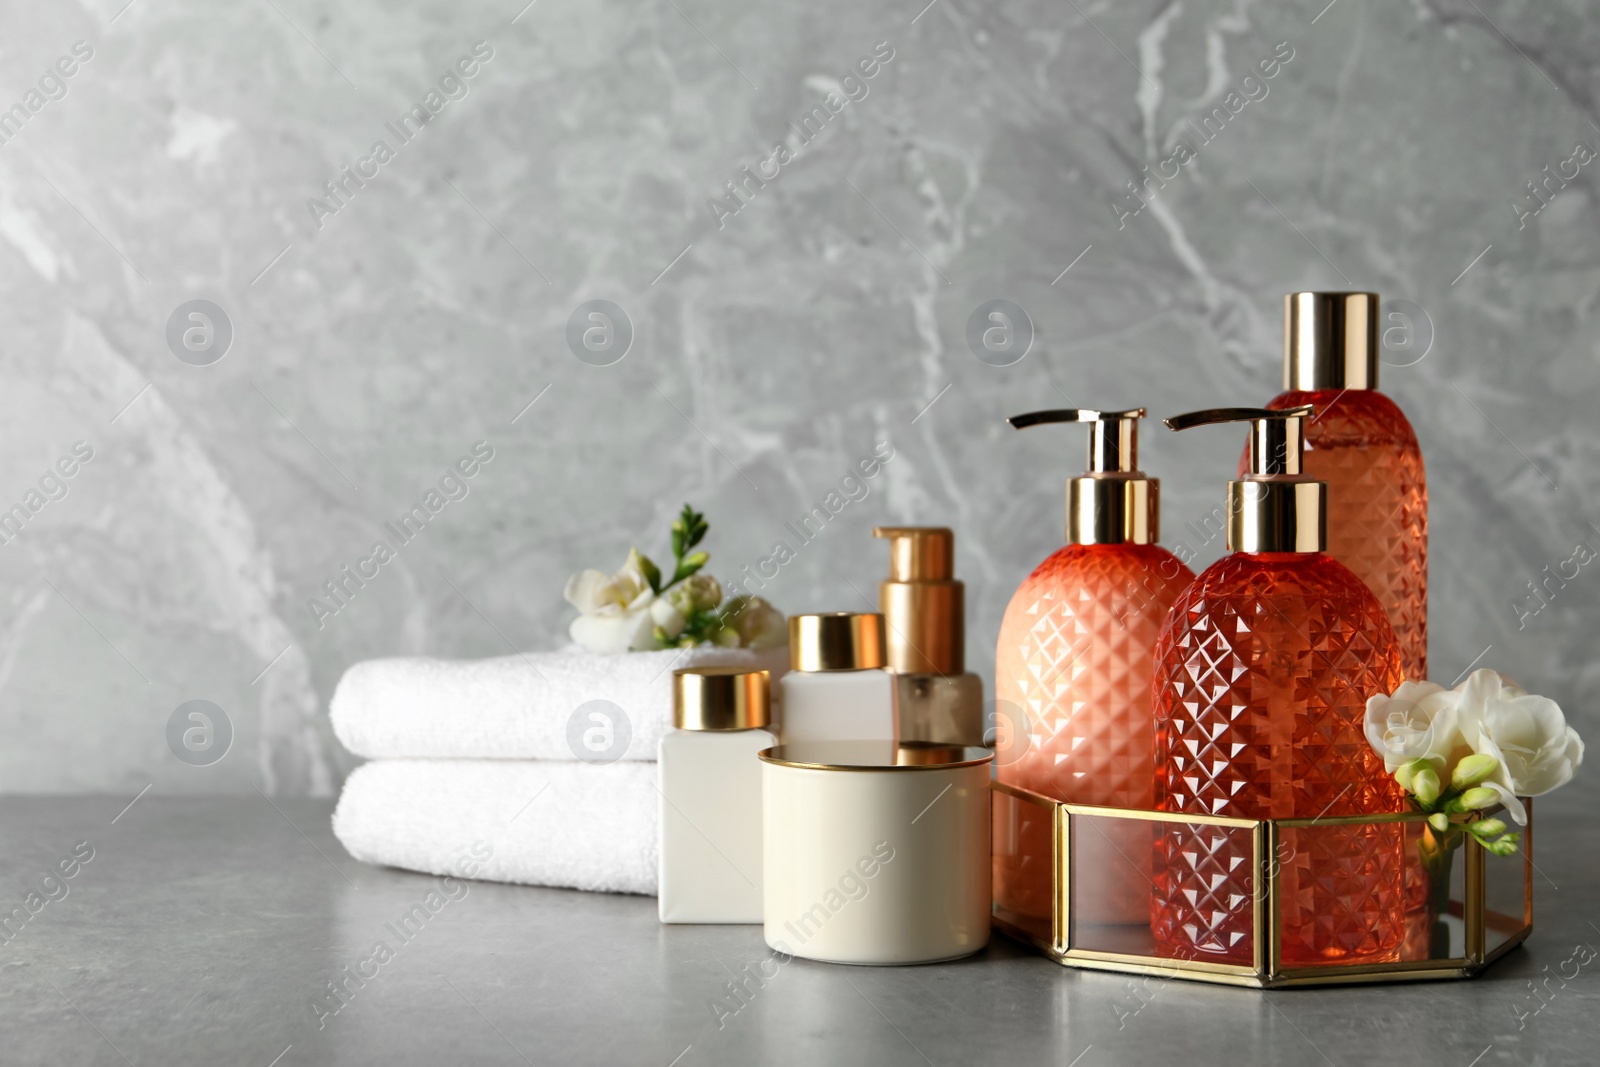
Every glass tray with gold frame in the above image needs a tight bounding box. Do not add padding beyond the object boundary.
[991,780,1533,988]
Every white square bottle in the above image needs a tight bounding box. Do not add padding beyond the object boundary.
[658,666,775,924]
[778,613,896,745]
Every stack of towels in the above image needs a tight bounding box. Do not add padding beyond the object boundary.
[330,645,788,895]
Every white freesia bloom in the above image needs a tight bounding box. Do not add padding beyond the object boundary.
[666,574,723,616]
[563,550,651,615]
[563,550,661,654]
[649,597,686,639]
[1363,680,1465,773]
[569,609,657,655]
[1453,669,1584,825]
[731,596,786,650]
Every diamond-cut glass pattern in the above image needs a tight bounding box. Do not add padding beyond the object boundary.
[1151,552,1406,965]
[996,543,1194,922]
[1264,389,1428,681]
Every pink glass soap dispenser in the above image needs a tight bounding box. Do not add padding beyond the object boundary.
[1153,405,1405,967]
[995,408,1195,926]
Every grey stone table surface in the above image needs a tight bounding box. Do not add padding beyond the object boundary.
[2,788,1596,1067]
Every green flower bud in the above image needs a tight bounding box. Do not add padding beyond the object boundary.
[1396,758,1439,792]
[1455,786,1498,812]
[1487,838,1519,857]
[1427,812,1450,833]
[1451,753,1500,790]
[1469,818,1507,838]
[666,573,722,615]
[1412,767,1441,806]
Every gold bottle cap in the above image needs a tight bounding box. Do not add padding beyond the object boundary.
[873,526,964,675]
[1285,291,1380,391]
[788,613,886,672]
[1164,405,1327,554]
[672,667,771,730]
[1007,408,1159,545]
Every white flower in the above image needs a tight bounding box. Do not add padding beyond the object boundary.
[1493,672,1529,697]
[666,573,723,616]
[1453,669,1584,825]
[1363,680,1465,774]
[564,548,652,614]
[563,549,661,654]
[569,609,657,654]
[728,595,786,650]
[649,597,686,639]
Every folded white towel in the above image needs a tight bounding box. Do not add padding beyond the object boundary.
[330,645,788,761]
[332,759,659,895]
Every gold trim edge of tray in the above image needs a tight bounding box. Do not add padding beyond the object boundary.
[991,918,1529,988]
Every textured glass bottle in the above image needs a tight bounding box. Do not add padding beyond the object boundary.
[1154,406,1405,967]
[994,409,1194,925]
[1260,292,1428,681]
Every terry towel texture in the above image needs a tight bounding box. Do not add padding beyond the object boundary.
[330,645,788,761]
[332,759,659,895]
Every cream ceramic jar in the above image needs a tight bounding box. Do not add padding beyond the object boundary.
[760,741,992,965]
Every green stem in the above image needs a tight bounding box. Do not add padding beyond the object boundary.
[1418,823,1461,958]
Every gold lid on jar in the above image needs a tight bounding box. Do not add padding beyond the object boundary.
[788,612,886,672]
[1007,408,1159,546]
[1284,291,1380,391]
[758,740,994,771]
[672,667,771,730]
[873,526,964,675]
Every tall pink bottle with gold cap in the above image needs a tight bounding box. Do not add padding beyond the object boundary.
[1262,292,1430,955]
[993,408,1194,926]
[1257,291,1428,681]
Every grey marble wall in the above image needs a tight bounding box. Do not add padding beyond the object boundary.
[1,0,1595,795]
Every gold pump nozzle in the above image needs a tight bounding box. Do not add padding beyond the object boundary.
[1163,405,1326,554]
[873,527,963,675]
[1007,408,1158,545]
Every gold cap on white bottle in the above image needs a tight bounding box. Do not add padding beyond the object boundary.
[787,613,886,672]
[672,667,770,730]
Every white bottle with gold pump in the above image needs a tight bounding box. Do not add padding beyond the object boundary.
[658,667,774,924]
[873,527,985,746]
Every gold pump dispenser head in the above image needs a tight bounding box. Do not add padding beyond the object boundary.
[873,526,963,675]
[1163,405,1326,554]
[1007,408,1158,546]
[1284,291,1380,391]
